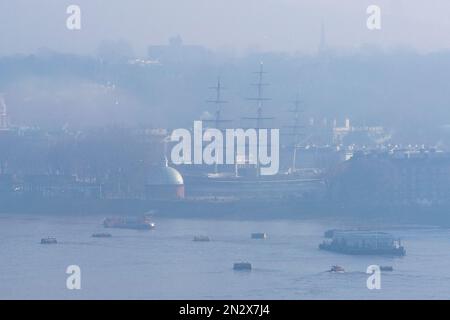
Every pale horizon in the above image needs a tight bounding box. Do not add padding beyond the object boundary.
[1,0,450,57]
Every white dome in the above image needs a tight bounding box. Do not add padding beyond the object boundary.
[147,166,184,185]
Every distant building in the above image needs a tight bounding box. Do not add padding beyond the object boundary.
[22,174,102,199]
[332,118,387,146]
[0,95,10,131]
[328,149,450,205]
[332,118,351,144]
[147,35,211,64]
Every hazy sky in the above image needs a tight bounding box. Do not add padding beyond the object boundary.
[0,0,449,56]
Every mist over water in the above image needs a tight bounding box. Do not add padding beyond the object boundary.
[2,49,450,146]
[2,1,450,302]
[1,1,450,144]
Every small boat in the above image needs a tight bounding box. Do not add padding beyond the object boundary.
[193,236,210,242]
[92,233,112,238]
[329,265,345,273]
[233,262,252,271]
[41,237,57,244]
[380,266,393,272]
[251,233,267,239]
[103,216,155,230]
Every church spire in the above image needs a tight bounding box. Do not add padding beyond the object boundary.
[318,22,327,54]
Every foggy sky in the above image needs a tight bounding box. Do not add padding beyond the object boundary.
[1,0,450,56]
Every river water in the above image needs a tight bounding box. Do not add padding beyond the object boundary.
[1,214,449,299]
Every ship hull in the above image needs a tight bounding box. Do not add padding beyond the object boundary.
[319,243,406,256]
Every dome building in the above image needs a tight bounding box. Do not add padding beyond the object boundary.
[145,162,185,200]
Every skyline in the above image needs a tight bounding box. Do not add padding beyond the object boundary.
[1,0,450,56]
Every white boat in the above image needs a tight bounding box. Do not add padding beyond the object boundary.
[251,233,267,239]
[328,265,345,273]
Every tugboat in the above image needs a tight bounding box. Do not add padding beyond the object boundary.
[328,265,345,273]
[319,231,406,256]
[41,237,57,244]
[193,236,210,242]
[233,262,252,271]
[92,233,112,238]
[103,215,155,230]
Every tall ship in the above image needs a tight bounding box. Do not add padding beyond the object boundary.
[179,62,325,201]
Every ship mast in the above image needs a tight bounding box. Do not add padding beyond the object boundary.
[206,77,230,130]
[284,91,304,172]
[242,62,273,176]
[243,62,273,130]
[205,77,231,174]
